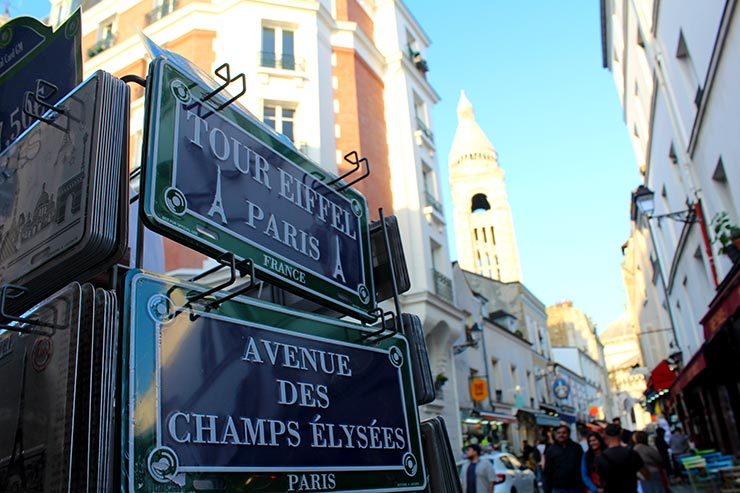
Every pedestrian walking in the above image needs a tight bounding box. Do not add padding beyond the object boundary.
[612,417,633,446]
[460,443,497,493]
[596,424,647,493]
[544,425,584,493]
[669,426,691,474]
[654,428,672,476]
[581,432,606,493]
[522,440,534,462]
[633,431,667,493]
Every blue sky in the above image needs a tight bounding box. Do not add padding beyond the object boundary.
[404,0,641,330]
[7,0,48,18]
[11,0,640,330]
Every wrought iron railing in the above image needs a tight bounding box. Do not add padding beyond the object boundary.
[146,0,177,25]
[416,117,434,142]
[432,269,453,303]
[259,52,304,71]
[425,191,443,214]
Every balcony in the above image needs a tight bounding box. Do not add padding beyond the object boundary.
[432,268,453,303]
[87,35,114,58]
[424,191,443,214]
[415,117,434,142]
[259,52,305,72]
[407,47,430,75]
[146,0,177,25]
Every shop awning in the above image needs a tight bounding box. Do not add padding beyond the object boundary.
[701,262,740,341]
[671,348,707,396]
[648,359,678,391]
[559,412,577,424]
[535,413,561,427]
[479,412,517,424]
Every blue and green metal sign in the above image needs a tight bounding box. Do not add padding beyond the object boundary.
[553,378,570,400]
[123,270,426,492]
[0,10,81,152]
[141,57,375,321]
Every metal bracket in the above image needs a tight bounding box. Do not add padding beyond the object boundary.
[23,79,66,125]
[167,252,259,321]
[0,284,66,335]
[121,74,147,87]
[201,63,246,111]
[328,151,371,192]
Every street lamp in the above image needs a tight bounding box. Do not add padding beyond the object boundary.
[632,185,698,224]
[631,185,683,364]
[453,323,483,355]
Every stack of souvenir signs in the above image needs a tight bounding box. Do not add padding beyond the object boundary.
[420,416,462,493]
[400,313,435,405]
[0,71,129,315]
[0,282,119,492]
[370,215,411,303]
[122,270,426,492]
[139,55,376,322]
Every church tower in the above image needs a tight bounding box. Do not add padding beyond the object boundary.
[449,91,522,282]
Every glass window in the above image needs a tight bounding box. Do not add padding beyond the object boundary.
[261,27,276,67]
[261,25,296,70]
[263,103,295,141]
[282,30,295,69]
[507,454,522,469]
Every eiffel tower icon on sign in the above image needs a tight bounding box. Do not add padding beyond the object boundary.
[0,350,29,491]
[208,166,227,224]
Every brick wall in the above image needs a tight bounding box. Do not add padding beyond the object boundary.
[333,47,392,219]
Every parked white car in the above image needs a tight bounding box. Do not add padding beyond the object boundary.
[481,453,537,493]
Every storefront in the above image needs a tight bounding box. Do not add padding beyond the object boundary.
[672,262,740,455]
[461,409,518,452]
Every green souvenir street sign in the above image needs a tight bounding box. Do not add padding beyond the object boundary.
[123,270,426,492]
[140,56,376,321]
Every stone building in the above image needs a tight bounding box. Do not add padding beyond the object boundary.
[601,0,740,453]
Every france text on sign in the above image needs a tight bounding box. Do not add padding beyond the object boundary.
[0,11,82,153]
[141,57,375,321]
[124,271,425,492]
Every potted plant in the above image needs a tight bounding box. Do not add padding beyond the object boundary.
[712,212,740,263]
[434,373,448,390]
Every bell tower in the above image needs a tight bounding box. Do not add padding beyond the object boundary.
[449,91,522,282]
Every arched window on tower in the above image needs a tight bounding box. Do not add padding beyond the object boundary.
[471,193,491,213]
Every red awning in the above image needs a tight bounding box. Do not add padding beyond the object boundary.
[648,359,677,391]
[701,263,740,341]
[671,348,707,395]
[479,412,518,424]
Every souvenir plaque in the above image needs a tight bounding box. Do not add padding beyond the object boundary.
[0,282,119,492]
[140,57,375,321]
[0,71,129,314]
[399,313,435,406]
[123,270,426,492]
[0,283,82,492]
[420,416,461,493]
[0,11,82,153]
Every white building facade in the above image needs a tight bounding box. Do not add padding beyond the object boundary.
[602,0,740,453]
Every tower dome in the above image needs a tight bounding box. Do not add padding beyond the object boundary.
[448,90,522,283]
[448,91,498,168]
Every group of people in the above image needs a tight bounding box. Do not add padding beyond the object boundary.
[459,418,691,493]
[543,418,685,493]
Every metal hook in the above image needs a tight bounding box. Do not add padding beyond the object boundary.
[337,155,370,192]
[200,63,247,111]
[0,284,66,336]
